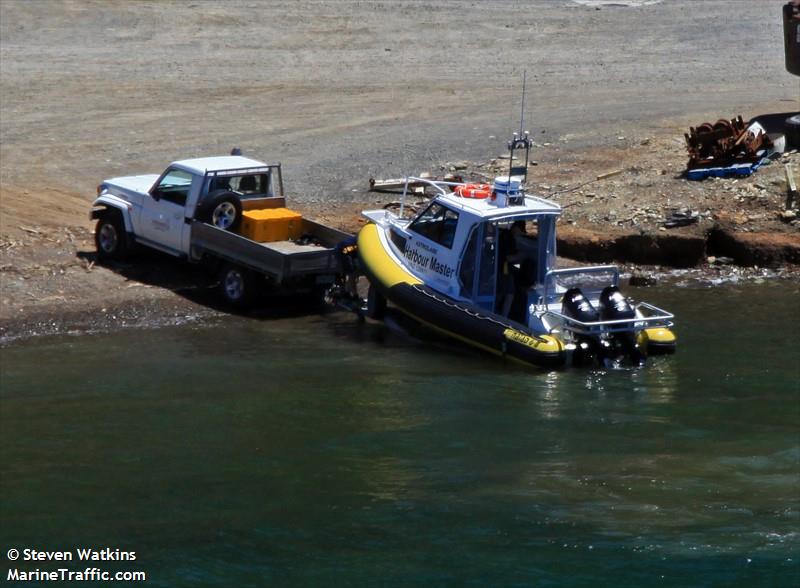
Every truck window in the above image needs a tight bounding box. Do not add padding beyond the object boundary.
[230,173,270,195]
[208,173,272,197]
[409,203,459,249]
[153,169,193,206]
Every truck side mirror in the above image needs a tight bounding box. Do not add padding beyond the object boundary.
[150,189,161,201]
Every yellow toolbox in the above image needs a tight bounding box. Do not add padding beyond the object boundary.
[240,208,303,242]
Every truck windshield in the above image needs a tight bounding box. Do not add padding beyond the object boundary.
[154,168,193,205]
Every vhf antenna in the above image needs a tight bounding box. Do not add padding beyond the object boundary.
[508,70,532,184]
[519,69,527,138]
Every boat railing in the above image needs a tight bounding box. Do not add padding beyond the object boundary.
[541,266,620,303]
[390,177,560,220]
[544,303,675,336]
[362,176,466,226]
[538,266,674,334]
[398,177,462,218]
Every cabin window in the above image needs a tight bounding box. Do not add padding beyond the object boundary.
[458,226,478,297]
[477,223,497,298]
[409,203,460,249]
[390,228,407,252]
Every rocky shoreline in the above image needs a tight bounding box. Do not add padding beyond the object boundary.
[1,222,797,346]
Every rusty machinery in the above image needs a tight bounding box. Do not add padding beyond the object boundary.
[684,116,773,169]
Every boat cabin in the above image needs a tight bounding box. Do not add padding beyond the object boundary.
[360,170,675,363]
[364,177,566,324]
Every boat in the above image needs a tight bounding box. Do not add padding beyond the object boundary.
[356,130,676,368]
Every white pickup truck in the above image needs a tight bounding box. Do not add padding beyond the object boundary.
[91,155,350,307]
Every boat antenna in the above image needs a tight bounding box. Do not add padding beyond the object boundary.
[508,70,532,184]
[518,69,527,138]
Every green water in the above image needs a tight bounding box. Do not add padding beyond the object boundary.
[1,283,798,587]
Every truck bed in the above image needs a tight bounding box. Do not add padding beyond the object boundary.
[190,219,350,283]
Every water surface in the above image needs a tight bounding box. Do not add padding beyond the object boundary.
[1,283,798,587]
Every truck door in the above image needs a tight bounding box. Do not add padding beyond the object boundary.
[139,168,194,254]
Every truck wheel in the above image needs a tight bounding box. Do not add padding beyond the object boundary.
[366,284,386,320]
[199,190,242,232]
[218,263,257,308]
[785,114,800,149]
[95,213,129,260]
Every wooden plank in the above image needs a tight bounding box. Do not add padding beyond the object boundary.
[369,178,426,191]
[596,169,624,181]
[785,164,798,211]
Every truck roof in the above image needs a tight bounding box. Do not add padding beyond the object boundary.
[172,155,271,174]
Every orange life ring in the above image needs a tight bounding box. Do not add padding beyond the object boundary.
[454,183,492,199]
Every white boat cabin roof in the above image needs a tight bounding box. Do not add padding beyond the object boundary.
[435,192,562,219]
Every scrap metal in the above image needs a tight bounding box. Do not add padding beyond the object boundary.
[684,116,773,169]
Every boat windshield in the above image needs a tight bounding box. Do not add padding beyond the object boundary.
[408,202,460,249]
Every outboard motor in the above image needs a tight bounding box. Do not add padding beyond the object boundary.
[562,288,604,365]
[599,286,635,321]
[599,286,644,366]
[562,287,600,323]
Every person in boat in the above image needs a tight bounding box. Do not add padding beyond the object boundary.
[498,220,528,318]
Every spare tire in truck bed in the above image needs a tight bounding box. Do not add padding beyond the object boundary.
[197,190,243,232]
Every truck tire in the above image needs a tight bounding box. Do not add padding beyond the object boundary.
[366,284,386,320]
[95,212,129,261]
[218,263,257,309]
[198,190,242,232]
[785,114,800,149]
